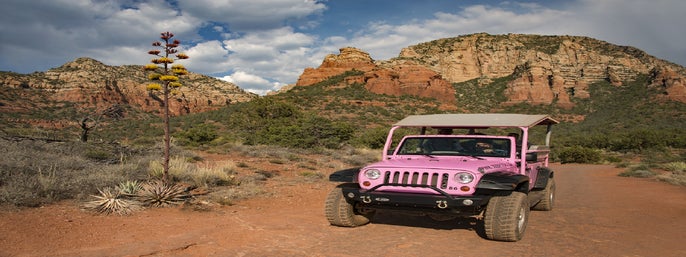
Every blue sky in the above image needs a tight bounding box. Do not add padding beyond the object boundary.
[1,0,685,95]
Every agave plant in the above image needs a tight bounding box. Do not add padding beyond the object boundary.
[84,187,141,215]
[117,180,143,196]
[137,180,189,207]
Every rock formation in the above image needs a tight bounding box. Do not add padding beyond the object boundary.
[296,47,456,105]
[0,57,257,117]
[294,33,686,108]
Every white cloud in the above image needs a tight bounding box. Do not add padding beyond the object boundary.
[221,27,320,83]
[0,0,201,71]
[1,0,685,95]
[218,71,281,95]
[184,40,232,74]
[562,0,686,65]
[178,0,326,31]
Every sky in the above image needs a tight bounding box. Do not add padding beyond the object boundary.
[1,0,685,95]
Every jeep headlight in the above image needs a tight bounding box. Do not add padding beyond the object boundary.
[364,169,381,180]
[454,172,474,184]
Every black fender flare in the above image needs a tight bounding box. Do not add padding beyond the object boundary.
[476,172,530,193]
[533,167,554,190]
[329,167,361,182]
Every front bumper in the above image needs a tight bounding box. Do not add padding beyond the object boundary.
[341,187,491,216]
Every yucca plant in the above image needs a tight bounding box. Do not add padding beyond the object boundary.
[137,180,188,207]
[117,180,143,195]
[84,187,142,215]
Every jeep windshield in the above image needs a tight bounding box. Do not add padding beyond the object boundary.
[396,136,511,158]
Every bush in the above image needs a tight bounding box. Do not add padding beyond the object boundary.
[656,162,686,186]
[619,164,655,178]
[0,139,149,207]
[148,157,238,187]
[352,126,390,149]
[176,123,218,147]
[557,146,602,164]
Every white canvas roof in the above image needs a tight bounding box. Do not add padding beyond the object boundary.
[393,114,558,128]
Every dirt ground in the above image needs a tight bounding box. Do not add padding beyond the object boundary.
[2,159,686,257]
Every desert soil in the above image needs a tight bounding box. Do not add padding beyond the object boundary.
[1,161,686,257]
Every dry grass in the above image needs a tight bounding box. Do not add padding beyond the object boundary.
[0,138,149,207]
[148,157,239,187]
[656,162,686,186]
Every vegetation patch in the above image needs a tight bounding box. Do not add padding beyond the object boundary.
[655,162,686,186]
[619,164,656,178]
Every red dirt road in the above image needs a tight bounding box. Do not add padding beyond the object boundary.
[1,164,686,257]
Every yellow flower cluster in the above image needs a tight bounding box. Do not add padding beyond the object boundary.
[148,73,161,80]
[159,75,179,82]
[146,83,162,91]
[144,64,159,71]
[172,64,188,75]
[152,57,174,64]
[169,82,183,88]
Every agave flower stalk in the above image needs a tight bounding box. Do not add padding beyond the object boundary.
[144,31,190,183]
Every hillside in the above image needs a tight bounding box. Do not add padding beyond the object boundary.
[0,57,257,129]
[264,33,686,152]
[1,33,685,150]
[294,33,686,110]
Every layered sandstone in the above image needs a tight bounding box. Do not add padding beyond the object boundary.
[296,47,456,104]
[296,47,376,86]
[295,33,686,107]
[401,33,686,106]
[1,57,257,117]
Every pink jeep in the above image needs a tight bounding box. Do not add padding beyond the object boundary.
[325,114,558,242]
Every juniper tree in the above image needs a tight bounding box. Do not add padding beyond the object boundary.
[144,31,189,182]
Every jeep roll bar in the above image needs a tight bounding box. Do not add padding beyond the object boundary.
[382,114,559,174]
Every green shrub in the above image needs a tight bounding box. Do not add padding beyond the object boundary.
[175,123,218,146]
[352,126,390,149]
[656,162,686,186]
[619,164,655,178]
[662,162,686,172]
[557,146,602,164]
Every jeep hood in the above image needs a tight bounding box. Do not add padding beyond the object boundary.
[363,157,514,173]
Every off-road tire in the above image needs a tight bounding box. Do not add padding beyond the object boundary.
[324,184,370,227]
[484,191,529,242]
[533,177,555,211]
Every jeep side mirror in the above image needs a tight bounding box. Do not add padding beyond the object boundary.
[526,152,538,162]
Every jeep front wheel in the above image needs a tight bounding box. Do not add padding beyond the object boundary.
[484,191,529,242]
[324,184,371,227]
[533,177,555,211]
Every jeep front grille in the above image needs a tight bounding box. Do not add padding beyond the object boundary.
[383,170,450,189]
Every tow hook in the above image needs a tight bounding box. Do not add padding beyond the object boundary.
[362,196,372,203]
[436,200,448,209]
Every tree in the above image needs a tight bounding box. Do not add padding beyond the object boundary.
[144,31,189,182]
[79,117,97,142]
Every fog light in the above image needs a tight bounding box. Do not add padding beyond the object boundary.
[462,199,474,206]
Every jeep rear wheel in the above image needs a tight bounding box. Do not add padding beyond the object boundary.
[533,177,555,211]
[484,191,529,242]
[324,184,371,227]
